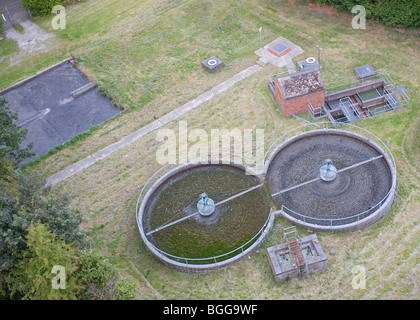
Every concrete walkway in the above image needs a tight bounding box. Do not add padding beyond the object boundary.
[46,37,304,186]
[46,64,262,186]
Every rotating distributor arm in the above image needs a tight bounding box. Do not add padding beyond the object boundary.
[146,183,263,236]
[271,155,383,197]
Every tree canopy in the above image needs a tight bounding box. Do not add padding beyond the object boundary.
[0,97,34,181]
[9,222,81,300]
[0,171,86,275]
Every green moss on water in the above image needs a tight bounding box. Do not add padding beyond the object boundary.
[166,229,253,260]
[144,165,271,260]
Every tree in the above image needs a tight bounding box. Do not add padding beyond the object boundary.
[77,249,117,300]
[9,222,81,300]
[0,170,86,295]
[21,0,85,17]
[112,280,138,300]
[0,97,34,181]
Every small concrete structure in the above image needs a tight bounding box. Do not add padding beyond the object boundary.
[310,68,409,123]
[71,82,97,98]
[297,57,320,72]
[201,56,224,73]
[255,36,304,73]
[267,233,327,283]
[354,64,376,80]
[268,41,291,58]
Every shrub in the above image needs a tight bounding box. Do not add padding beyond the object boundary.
[112,280,138,300]
[21,0,63,16]
[312,0,420,28]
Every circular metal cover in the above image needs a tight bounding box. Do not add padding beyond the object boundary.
[207,59,218,66]
[306,57,316,64]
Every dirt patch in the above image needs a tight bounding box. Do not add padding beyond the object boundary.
[307,1,337,15]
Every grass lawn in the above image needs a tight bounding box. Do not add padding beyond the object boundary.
[1,0,419,299]
[0,38,17,57]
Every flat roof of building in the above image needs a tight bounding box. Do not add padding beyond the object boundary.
[276,69,324,99]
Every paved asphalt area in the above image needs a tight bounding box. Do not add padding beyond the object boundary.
[2,62,121,159]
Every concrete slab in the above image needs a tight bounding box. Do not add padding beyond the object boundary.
[255,36,304,73]
[1,61,121,158]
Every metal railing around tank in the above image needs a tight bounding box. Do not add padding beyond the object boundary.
[265,122,396,227]
[135,152,259,223]
[281,189,391,227]
[140,209,273,266]
[135,152,273,266]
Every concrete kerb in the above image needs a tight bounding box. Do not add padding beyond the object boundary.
[0,58,72,96]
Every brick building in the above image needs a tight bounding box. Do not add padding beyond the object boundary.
[269,69,325,118]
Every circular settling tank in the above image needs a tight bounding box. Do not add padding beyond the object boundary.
[136,126,396,272]
[137,162,272,272]
[265,129,395,231]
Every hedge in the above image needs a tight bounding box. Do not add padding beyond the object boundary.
[313,0,420,28]
[21,0,84,17]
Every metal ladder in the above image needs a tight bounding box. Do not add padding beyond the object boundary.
[283,227,307,278]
